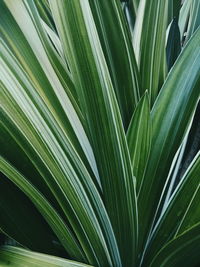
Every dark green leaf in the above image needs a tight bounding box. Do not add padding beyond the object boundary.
[166,18,181,70]
[150,223,200,267]
[142,151,200,265]
[0,172,57,255]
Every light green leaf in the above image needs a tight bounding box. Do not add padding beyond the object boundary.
[0,68,119,266]
[1,0,99,182]
[0,26,121,265]
[42,19,64,59]
[133,0,168,103]
[49,1,137,266]
[185,0,200,42]
[138,26,200,257]
[0,246,92,267]
[127,92,151,192]
[178,0,192,40]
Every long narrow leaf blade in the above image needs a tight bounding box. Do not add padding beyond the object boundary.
[0,246,92,267]
[178,0,192,41]
[150,223,200,267]
[49,1,137,266]
[0,157,86,262]
[0,172,56,254]
[88,0,140,128]
[127,92,151,192]
[133,0,168,103]
[0,0,99,182]
[166,18,181,71]
[141,151,200,265]
[185,0,200,43]
[138,26,200,257]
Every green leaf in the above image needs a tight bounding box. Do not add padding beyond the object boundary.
[88,0,140,128]
[34,0,55,31]
[127,92,151,192]
[0,17,121,264]
[0,157,86,262]
[122,2,135,34]
[128,0,140,16]
[178,0,192,40]
[138,26,200,257]
[49,1,137,266]
[141,151,200,265]
[0,67,119,266]
[133,0,168,103]
[166,18,181,70]
[42,19,64,59]
[150,223,200,267]
[185,0,200,43]
[168,0,181,23]
[0,0,99,183]
[0,246,93,267]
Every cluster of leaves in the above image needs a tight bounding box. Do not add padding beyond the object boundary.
[0,0,200,266]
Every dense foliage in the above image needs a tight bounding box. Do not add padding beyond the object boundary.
[0,0,200,266]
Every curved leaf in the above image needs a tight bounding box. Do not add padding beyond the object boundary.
[150,223,200,267]
[0,246,92,267]
[142,151,200,265]
[49,1,137,266]
[0,157,86,262]
[138,26,200,257]
[0,0,99,182]
[0,172,57,255]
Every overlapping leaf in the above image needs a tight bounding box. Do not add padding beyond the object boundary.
[49,1,137,266]
[88,0,140,128]
[0,157,86,262]
[141,151,200,265]
[150,223,200,267]
[0,0,99,183]
[133,0,168,103]
[138,26,200,258]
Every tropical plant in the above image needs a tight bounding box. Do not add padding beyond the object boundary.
[0,0,200,266]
